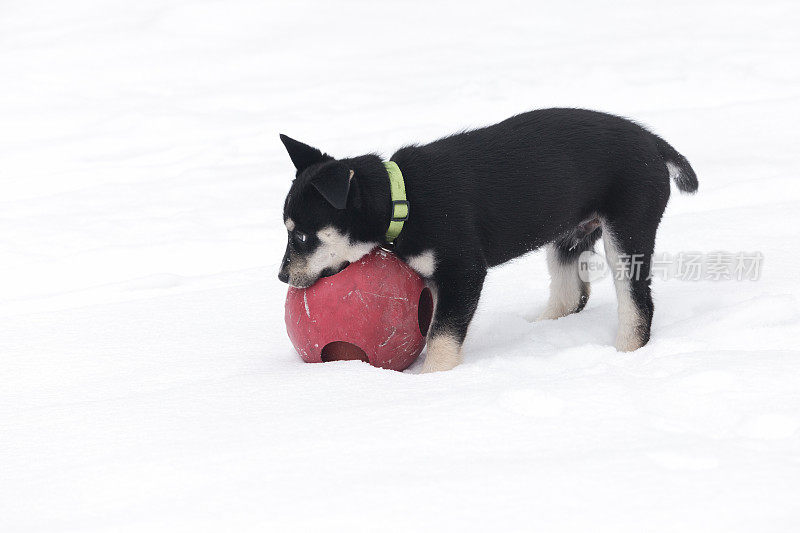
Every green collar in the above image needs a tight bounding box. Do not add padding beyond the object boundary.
[383,161,409,243]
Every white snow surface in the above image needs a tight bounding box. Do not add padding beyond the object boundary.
[2,1,800,531]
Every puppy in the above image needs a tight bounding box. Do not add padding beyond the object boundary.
[278,108,697,372]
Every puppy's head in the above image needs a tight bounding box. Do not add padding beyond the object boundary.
[278,135,376,288]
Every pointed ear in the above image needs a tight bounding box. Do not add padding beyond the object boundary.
[311,165,354,210]
[279,134,331,170]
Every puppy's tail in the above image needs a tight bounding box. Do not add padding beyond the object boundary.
[654,135,698,194]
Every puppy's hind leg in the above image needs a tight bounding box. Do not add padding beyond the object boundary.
[601,217,660,352]
[537,227,601,321]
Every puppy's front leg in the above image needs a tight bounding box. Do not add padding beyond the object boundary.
[421,262,486,373]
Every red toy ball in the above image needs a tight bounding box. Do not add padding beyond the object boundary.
[285,248,433,371]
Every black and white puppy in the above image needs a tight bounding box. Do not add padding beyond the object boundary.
[278,108,697,372]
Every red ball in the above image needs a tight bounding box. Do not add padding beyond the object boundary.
[285,248,433,371]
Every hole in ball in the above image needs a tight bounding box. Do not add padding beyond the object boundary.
[321,341,369,363]
[418,287,433,337]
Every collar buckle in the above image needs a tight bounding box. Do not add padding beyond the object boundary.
[391,200,409,222]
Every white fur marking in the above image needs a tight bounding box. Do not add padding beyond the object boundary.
[406,250,436,278]
[666,160,695,191]
[538,243,586,320]
[285,218,295,231]
[666,161,681,182]
[601,224,644,351]
[287,225,375,287]
[421,333,461,373]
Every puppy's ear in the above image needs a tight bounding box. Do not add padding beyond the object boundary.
[279,134,331,170]
[311,164,354,210]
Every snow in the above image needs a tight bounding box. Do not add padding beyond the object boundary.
[2,0,800,530]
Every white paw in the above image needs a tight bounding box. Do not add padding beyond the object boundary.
[615,331,645,352]
[420,334,462,373]
[420,358,460,373]
[536,306,567,321]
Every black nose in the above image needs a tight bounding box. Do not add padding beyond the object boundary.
[278,270,289,283]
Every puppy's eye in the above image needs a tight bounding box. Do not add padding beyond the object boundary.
[295,231,307,243]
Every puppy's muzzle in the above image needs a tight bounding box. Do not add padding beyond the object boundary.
[278,269,289,284]
[278,250,291,284]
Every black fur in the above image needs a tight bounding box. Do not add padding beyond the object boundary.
[279,108,697,358]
